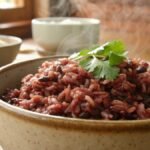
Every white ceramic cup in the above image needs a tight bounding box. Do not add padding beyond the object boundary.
[32,17,100,55]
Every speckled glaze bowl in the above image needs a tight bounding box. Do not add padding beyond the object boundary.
[0,56,150,150]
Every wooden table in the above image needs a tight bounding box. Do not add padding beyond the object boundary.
[15,38,150,63]
[14,39,41,63]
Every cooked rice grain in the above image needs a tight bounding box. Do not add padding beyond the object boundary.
[2,58,150,120]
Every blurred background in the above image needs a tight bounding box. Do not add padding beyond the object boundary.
[0,0,149,60]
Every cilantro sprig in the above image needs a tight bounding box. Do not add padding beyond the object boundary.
[69,40,128,80]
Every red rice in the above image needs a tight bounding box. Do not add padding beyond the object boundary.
[2,58,150,120]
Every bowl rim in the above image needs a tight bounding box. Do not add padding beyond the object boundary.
[0,35,22,48]
[32,17,100,26]
[0,56,150,131]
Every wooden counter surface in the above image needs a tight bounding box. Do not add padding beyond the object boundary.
[15,38,150,63]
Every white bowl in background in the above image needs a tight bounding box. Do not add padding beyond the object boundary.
[0,35,22,66]
[32,17,100,55]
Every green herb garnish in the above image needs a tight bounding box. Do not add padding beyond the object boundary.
[69,40,128,80]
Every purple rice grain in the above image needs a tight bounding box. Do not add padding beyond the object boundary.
[1,58,150,120]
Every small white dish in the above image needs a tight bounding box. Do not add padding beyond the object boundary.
[0,35,22,66]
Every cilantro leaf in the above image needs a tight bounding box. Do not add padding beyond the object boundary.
[103,40,125,56]
[69,40,128,80]
[93,61,120,80]
[79,57,92,69]
[80,57,120,80]
[80,57,100,72]
[109,52,126,66]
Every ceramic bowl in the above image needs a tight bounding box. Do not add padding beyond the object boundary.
[0,56,150,150]
[0,35,22,67]
[32,17,100,55]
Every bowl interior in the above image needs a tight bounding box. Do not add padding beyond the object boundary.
[0,35,22,48]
